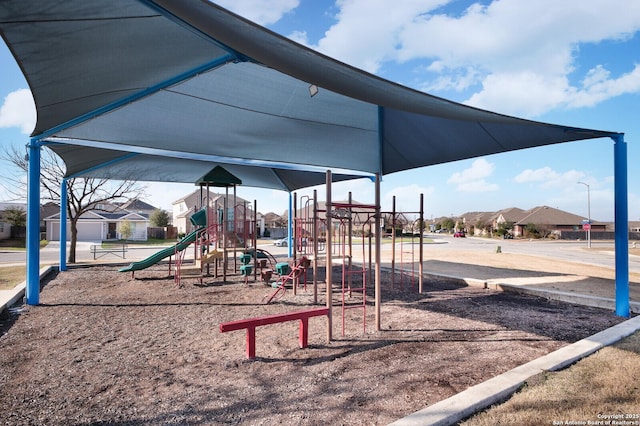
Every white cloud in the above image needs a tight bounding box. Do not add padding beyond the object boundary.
[447,158,498,192]
[568,64,640,108]
[410,0,640,116]
[448,158,494,183]
[514,166,558,183]
[216,0,300,25]
[0,89,36,134]
[313,0,444,73]
[514,166,586,189]
[288,30,310,46]
[312,0,640,116]
[465,72,571,117]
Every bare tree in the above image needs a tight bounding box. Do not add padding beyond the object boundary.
[2,145,146,262]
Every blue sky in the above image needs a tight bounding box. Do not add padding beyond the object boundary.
[1,0,640,221]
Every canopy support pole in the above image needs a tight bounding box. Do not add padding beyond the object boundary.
[59,179,67,271]
[374,173,381,331]
[325,170,333,341]
[613,134,630,317]
[288,192,293,258]
[26,140,41,305]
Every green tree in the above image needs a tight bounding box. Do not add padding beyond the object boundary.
[4,207,26,227]
[495,221,514,237]
[524,222,539,238]
[118,220,133,241]
[475,219,490,236]
[149,209,170,227]
[440,217,455,232]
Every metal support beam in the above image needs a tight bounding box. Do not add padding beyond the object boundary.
[613,134,630,317]
[59,179,67,271]
[325,170,333,341]
[26,141,41,305]
[374,173,381,331]
[287,192,293,258]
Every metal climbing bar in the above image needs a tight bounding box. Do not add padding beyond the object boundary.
[220,307,330,359]
[263,256,311,304]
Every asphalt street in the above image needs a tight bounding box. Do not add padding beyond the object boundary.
[1,235,638,274]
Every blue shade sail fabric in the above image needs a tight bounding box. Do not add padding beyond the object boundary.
[0,0,618,191]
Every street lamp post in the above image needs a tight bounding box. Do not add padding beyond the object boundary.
[577,181,591,248]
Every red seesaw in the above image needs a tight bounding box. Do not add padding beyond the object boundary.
[219,307,329,359]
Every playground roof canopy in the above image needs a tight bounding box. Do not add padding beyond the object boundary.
[0,0,620,192]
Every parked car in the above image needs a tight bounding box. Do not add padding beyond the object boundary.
[273,238,308,247]
[453,231,466,238]
[273,238,288,247]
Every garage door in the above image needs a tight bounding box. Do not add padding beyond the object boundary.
[75,222,103,241]
[48,221,70,241]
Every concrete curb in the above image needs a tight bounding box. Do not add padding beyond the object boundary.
[0,266,57,314]
[495,283,640,314]
[389,314,640,426]
[423,270,640,314]
[423,272,487,288]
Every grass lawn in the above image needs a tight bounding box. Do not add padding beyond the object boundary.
[0,265,26,290]
[0,239,48,250]
[101,238,175,247]
[461,330,640,425]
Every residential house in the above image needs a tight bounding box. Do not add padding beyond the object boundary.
[262,211,287,239]
[0,202,64,240]
[44,202,150,242]
[458,208,526,237]
[513,205,605,238]
[0,219,8,240]
[629,221,640,232]
[459,205,607,239]
[41,202,60,224]
[171,189,252,235]
[0,202,25,240]
[458,211,495,236]
[489,207,525,236]
[118,198,159,220]
[296,199,382,237]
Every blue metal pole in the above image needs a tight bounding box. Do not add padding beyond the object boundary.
[613,134,629,317]
[26,141,41,305]
[59,179,67,271]
[288,192,293,258]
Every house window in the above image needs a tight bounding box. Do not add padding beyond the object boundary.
[0,223,4,233]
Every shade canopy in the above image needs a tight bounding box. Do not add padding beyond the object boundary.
[0,0,619,192]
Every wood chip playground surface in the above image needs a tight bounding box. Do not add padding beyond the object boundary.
[0,259,629,425]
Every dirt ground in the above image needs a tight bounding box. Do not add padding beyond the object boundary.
[0,253,632,426]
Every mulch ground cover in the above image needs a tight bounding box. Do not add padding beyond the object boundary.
[0,264,627,425]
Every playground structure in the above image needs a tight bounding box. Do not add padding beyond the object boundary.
[219,171,428,357]
[118,209,209,277]
[170,187,262,287]
[118,167,427,354]
[289,181,426,338]
[263,255,311,304]
[118,166,263,287]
